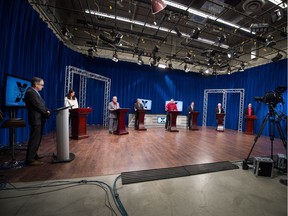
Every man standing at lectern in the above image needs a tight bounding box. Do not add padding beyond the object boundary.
[165,99,178,129]
[187,101,196,129]
[244,103,254,116]
[215,103,225,114]
[108,96,120,134]
[134,98,144,129]
[24,77,50,166]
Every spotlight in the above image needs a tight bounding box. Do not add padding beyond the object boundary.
[271,53,283,62]
[174,27,182,37]
[184,64,190,72]
[112,52,119,62]
[88,48,93,57]
[158,63,166,69]
[207,58,215,66]
[137,56,144,65]
[218,34,227,44]
[168,62,173,69]
[265,35,276,47]
[227,66,232,75]
[151,0,167,14]
[114,32,123,45]
[271,8,284,23]
[190,27,200,39]
[185,52,192,61]
[152,45,159,54]
[239,62,245,72]
[61,27,73,39]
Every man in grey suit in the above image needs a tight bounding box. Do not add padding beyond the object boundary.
[108,96,120,134]
[24,77,50,166]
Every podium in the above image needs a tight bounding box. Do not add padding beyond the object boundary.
[167,111,180,132]
[113,108,129,135]
[70,108,92,139]
[245,115,257,135]
[135,110,147,131]
[216,113,225,131]
[189,111,200,130]
[54,106,75,163]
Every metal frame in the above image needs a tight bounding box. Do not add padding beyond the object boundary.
[202,89,245,132]
[64,66,111,127]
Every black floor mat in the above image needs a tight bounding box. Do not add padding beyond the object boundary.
[121,161,239,185]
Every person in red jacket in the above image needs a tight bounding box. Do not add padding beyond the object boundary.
[165,99,178,129]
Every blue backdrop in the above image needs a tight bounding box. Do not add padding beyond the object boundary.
[0,0,287,147]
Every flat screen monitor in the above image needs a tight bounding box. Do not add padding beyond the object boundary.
[4,74,31,108]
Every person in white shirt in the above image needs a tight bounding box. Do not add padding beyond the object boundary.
[64,89,79,109]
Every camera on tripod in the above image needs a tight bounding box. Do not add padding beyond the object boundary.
[254,86,286,107]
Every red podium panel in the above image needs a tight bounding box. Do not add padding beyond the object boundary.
[216,113,225,131]
[168,111,180,132]
[70,108,92,139]
[189,111,200,130]
[245,115,257,135]
[135,110,147,131]
[113,108,129,135]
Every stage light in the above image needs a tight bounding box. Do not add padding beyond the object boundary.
[174,27,182,37]
[265,35,276,47]
[271,52,283,62]
[158,63,166,69]
[184,64,190,72]
[207,58,215,66]
[185,52,192,61]
[168,61,173,69]
[112,52,119,62]
[272,8,284,23]
[239,62,245,72]
[227,66,232,75]
[218,34,227,44]
[114,32,123,45]
[151,0,167,14]
[61,27,73,39]
[137,56,144,65]
[190,27,200,39]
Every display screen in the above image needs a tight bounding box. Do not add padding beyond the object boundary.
[4,74,31,108]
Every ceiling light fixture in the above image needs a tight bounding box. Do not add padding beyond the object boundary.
[84,10,229,49]
[184,64,190,72]
[112,51,119,62]
[265,35,276,47]
[158,63,166,69]
[165,0,253,34]
[190,27,200,39]
[268,0,287,9]
[151,0,167,14]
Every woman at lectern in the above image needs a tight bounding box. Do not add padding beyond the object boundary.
[64,89,79,109]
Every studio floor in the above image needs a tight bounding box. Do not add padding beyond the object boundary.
[0,126,286,215]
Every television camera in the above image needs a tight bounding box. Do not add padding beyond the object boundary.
[254,86,286,108]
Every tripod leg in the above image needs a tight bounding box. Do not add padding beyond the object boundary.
[242,114,269,170]
[275,121,287,150]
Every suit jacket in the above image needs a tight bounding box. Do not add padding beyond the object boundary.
[134,102,144,112]
[24,87,49,125]
[215,107,225,114]
[187,106,196,115]
[108,101,120,118]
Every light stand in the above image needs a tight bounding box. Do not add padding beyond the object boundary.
[242,104,287,170]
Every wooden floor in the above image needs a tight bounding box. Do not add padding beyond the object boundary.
[0,126,286,183]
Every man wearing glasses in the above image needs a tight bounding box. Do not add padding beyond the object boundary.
[24,77,50,166]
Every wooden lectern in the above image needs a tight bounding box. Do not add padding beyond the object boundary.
[70,108,92,139]
[135,110,147,131]
[245,115,257,135]
[167,111,180,132]
[216,113,225,131]
[189,111,200,130]
[113,108,129,135]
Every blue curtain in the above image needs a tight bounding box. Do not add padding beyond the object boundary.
[0,0,287,147]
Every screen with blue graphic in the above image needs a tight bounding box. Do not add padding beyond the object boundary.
[5,74,30,108]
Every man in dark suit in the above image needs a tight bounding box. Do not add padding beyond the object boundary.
[24,77,50,166]
[215,103,225,114]
[134,98,144,129]
[187,101,196,129]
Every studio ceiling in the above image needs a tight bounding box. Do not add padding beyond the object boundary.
[29,0,287,74]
